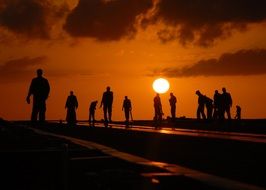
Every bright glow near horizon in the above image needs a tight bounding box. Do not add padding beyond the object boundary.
[152,78,170,94]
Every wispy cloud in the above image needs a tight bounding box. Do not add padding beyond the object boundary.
[153,49,266,77]
[0,56,47,82]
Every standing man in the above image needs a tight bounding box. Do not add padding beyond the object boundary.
[169,92,177,121]
[65,91,78,125]
[221,87,232,120]
[122,96,132,128]
[195,90,206,120]
[89,100,98,127]
[204,95,213,120]
[213,90,222,120]
[154,93,163,124]
[26,69,50,123]
[100,86,113,126]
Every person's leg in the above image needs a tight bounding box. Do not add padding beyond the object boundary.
[125,110,129,127]
[226,106,231,120]
[201,106,206,119]
[89,111,92,125]
[39,101,46,122]
[103,106,108,122]
[31,103,38,123]
[108,104,112,122]
[92,111,95,127]
[171,106,176,120]
[197,106,201,119]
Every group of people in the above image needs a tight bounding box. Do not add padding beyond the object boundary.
[64,86,132,127]
[26,69,241,127]
[196,88,241,120]
[26,69,132,127]
[153,93,177,123]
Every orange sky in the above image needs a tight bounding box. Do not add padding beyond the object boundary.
[0,0,266,120]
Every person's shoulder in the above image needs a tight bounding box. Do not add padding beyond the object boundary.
[32,77,38,81]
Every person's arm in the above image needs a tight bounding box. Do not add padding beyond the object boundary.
[129,101,132,111]
[46,79,50,99]
[42,78,50,100]
[100,94,104,108]
[26,79,34,104]
[111,92,114,105]
[76,97,78,109]
[229,94,233,107]
[122,100,124,111]
[65,97,68,109]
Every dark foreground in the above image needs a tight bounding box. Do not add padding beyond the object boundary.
[0,119,265,190]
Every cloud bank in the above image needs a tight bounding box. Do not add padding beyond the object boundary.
[0,0,266,45]
[63,0,153,41]
[155,49,266,77]
[0,0,69,39]
[151,0,266,46]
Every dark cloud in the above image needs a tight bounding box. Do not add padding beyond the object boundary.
[64,0,153,40]
[0,0,69,39]
[155,49,266,77]
[0,0,265,45]
[151,0,266,46]
[0,56,47,82]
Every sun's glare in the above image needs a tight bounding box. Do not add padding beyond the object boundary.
[152,78,170,94]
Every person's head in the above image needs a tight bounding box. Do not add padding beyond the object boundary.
[106,86,111,91]
[125,96,128,99]
[170,92,173,96]
[215,90,218,94]
[37,69,43,77]
[70,91,74,95]
[222,87,226,93]
[196,90,200,95]
[156,93,160,97]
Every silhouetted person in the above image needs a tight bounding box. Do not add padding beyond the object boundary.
[154,93,163,126]
[65,91,78,125]
[204,95,213,120]
[221,87,232,120]
[26,69,50,123]
[196,90,206,120]
[100,86,113,126]
[122,96,132,128]
[89,101,98,127]
[213,90,222,120]
[235,105,241,120]
[169,93,177,121]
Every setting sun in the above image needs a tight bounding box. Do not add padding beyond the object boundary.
[152,78,170,94]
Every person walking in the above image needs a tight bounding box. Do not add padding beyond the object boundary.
[89,100,98,127]
[154,93,163,128]
[169,93,177,121]
[221,87,232,120]
[195,90,206,120]
[65,91,78,125]
[122,96,132,128]
[213,90,222,120]
[100,86,113,126]
[26,69,50,123]
[204,95,213,120]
